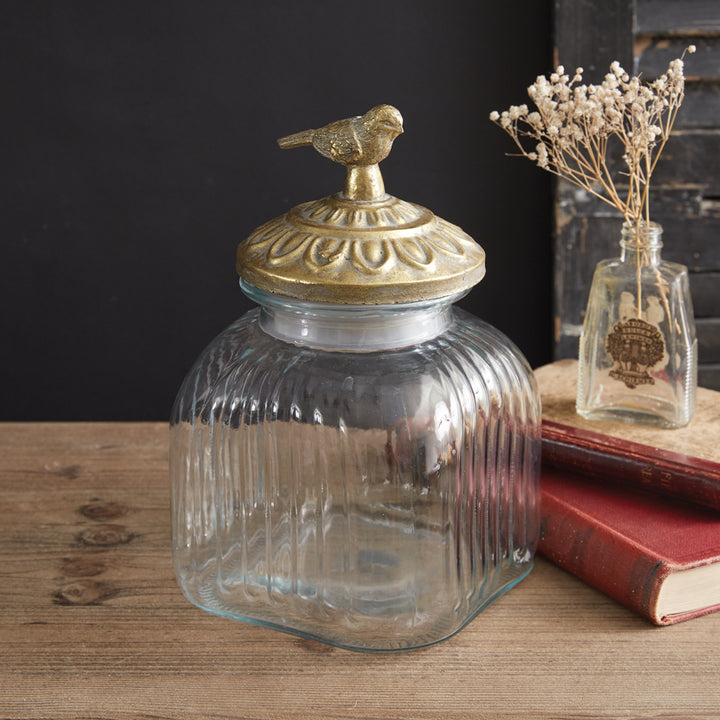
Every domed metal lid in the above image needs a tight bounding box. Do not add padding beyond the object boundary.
[236,105,486,304]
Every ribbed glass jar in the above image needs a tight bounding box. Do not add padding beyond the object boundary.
[577,222,697,428]
[170,284,541,651]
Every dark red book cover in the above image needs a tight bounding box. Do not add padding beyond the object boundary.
[539,468,720,625]
[535,360,720,511]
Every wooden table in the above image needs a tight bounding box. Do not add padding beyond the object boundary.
[2,423,719,719]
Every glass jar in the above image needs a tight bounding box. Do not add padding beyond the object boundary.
[170,284,540,651]
[170,104,541,651]
[577,221,697,427]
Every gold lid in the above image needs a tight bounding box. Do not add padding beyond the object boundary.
[236,105,486,304]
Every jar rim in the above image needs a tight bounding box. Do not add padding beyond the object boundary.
[240,278,467,316]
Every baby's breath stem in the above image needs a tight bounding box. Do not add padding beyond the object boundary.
[635,219,643,318]
[644,153,652,225]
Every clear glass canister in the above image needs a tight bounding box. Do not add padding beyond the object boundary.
[170,105,541,651]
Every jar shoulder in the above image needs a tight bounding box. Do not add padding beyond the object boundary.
[172,306,539,424]
[170,309,266,423]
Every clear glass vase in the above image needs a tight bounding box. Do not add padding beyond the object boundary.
[170,283,541,652]
[577,221,697,428]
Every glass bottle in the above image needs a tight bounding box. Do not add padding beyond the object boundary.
[170,105,541,651]
[577,221,697,428]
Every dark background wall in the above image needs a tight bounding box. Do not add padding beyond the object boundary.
[2,0,552,421]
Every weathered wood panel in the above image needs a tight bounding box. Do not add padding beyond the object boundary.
[553,0,634,80]
[691,271,720,316]
[556,185,720,267]
[636,0,720,34]
[697,318,720,362]
[554,0,720,389]
[699,363,720,388]
[652,132,720,195]
[654,210,720,272]
[636,37,720,80]
[677,83,720,128]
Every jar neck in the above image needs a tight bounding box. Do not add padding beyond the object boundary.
[240,280,460,351]
[620,221,663,265]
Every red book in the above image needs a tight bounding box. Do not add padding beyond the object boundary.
[539,468,720,625]
[535,359,720,511]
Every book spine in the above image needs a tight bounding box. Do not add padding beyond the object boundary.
[542,436,720,512]
[539,487,668,624]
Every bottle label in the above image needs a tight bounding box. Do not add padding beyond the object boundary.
[606,318,665,389]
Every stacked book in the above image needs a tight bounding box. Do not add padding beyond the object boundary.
[535,359,720,625]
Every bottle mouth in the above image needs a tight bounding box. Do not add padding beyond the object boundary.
[620,221,663,248]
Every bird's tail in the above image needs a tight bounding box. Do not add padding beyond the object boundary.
[277,129,315,149]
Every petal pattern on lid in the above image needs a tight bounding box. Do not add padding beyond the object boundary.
[304,237,349,268]
[351,239,394,274]
[237,194,485,303]
[266,230,311,266]
[394,238,435,269]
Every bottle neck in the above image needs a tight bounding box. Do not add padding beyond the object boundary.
[619,221,663,265]
[240,280,460,351]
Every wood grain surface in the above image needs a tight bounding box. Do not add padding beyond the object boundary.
[2,423,720,720]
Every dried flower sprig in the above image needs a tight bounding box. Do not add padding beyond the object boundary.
[490,47,696,227]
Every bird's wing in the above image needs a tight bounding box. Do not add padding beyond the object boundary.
[313,122,362,164]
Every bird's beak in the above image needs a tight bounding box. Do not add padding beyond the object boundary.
[381,121,404,136]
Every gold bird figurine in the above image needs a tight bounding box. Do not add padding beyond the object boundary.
[277,105,404,167]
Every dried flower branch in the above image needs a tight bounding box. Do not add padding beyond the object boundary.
[490,47,696,227]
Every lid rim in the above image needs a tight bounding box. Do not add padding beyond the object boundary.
[238,260,486,305]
